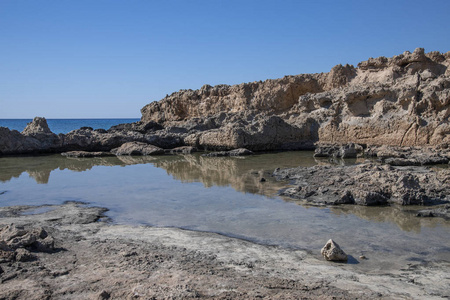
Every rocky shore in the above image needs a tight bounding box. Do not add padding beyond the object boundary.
[1,49,450,298]
[1,48,449,155]
[1,202,449,299]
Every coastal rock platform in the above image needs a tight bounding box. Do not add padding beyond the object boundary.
[0,202,448,299]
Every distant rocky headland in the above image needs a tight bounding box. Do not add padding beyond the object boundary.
[1,48,449,156]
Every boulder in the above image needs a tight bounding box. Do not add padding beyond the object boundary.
[321,239,348,261]
[416,205,450,220]
[111,142,165,156]
[22,117,53,135]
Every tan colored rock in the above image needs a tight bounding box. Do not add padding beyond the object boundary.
[111,142,164,156]
[22,117,53,135]
[140,48,450,149]
[321,239,348,261]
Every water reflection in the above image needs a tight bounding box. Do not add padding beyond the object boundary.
[0,153,448,234]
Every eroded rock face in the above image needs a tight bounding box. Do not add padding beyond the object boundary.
[1,49,449,155]
[141,48,450,150]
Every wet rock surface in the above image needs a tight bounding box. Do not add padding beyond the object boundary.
[202,148,254,157]
[0,202,448,299]
[273,163,450,206]
[61,151,115,158]
[416,204,450,220]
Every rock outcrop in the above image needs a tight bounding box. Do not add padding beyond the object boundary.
[141,48,450,151]
[273,163,450,206]
[1,48,449,155]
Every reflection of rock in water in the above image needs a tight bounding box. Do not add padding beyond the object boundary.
[329,205,443,233]
[0,155,133,184]
[281,195,450,232]
[27,170,51,184]
[151,153,317,196]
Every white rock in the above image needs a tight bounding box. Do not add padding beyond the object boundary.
[321,239,348,261]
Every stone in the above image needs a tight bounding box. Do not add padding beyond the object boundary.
[416,205,450,220]
[202,148,254,157]
[321,239,348,261]
[166,146,197,154]
[0,224,54,252]
[111,142,165,156]
[61,151,115,158]
[274,163,450,206]
[22,117,53,135]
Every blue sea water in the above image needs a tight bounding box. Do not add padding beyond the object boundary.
[0,119,140,134]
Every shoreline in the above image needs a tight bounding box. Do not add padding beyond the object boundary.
[1,202,449,299]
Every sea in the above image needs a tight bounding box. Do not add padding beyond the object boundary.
[0,119,141,134]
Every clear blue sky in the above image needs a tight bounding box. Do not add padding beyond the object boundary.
[1,0,449,118]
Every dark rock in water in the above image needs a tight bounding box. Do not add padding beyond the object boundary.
[274,163,450,206]
[314,143,364,158]
[202,148,254,157]
[417,205,450,220]
[165,146,197,155]
[111,141,165,156]
[61,151,115,158]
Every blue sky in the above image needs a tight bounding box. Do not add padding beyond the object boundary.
[1,0,449,118]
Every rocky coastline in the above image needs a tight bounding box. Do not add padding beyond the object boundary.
[1,49,450,299]
[1,48,449,156]
[1,202,449,299]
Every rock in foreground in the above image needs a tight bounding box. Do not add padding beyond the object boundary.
[321,239,348,261]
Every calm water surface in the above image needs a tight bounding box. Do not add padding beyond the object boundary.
[0,152,449,272]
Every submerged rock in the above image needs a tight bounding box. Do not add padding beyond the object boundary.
[416,205,450,220]
[61,151,115,158]
[321,239,348,261]
[202,148,254,157]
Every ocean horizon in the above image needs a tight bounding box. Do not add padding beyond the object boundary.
[0,118,141,134]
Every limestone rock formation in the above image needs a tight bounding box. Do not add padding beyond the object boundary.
[141,48,450,150]
[1,48,449,155]
[321,239,348,261]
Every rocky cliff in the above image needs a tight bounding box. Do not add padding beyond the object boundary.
[141,48,450,150]
[1,48,449,155]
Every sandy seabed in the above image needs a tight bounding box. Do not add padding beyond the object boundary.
[0,202,449,300]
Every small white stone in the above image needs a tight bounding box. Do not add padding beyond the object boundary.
[321,239,348,261]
